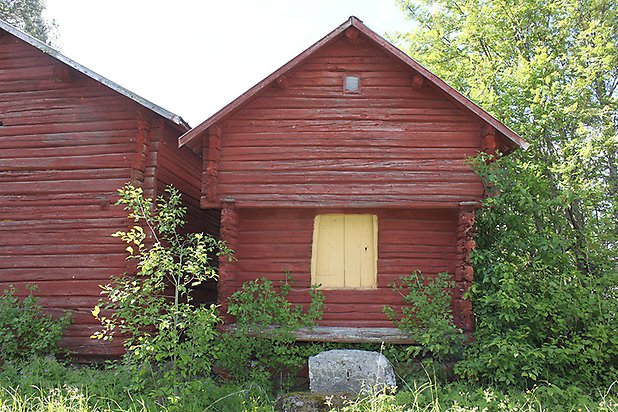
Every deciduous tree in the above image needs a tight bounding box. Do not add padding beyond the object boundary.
[0,0,57,44]
[393,0,617,387]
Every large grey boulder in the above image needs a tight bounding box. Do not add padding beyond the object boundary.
[308,349,396,394]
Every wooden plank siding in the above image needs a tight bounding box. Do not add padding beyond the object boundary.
[219,208,457,328]
[154,123,221,305]
[0,35,137,357]
[182,19,526,337]
[0,32,203,358]
[155,123,219,236]
[208,35,484,209]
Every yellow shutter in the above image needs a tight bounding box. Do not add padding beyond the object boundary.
[343,214,377,288]
[312,214,345,288]
[311,214,377,289]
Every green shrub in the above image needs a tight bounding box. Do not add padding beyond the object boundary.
[455,154,618,388]
[0,285,71,362]
[384,272,465,362]
[92,184,232,380]
[220,274,325,386]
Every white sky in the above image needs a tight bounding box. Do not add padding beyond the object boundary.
[43,0,412,127]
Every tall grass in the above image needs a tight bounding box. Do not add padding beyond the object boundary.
[336,380,618,412]
[0,358,615,411]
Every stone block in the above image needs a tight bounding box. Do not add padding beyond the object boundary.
[308,349,396,394]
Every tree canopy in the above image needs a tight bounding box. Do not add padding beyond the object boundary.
[0,0,57,44]
[393,0,617,387]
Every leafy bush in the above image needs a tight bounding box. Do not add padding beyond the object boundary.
[92,184,232,379]
[220,274,325,386]
[455,154,618,388]
[384,272,465,362]
[0,285,71,362]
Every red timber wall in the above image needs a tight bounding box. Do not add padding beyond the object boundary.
[210,34,484,330]
[154,123,221,303]
[0,32,205,358]
[223,208,458,328]
[155,123,219,235]
[211,35,484,207]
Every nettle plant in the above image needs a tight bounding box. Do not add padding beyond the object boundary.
[384,271,465,363]
[92,184,233,378]
[219,273,325,386]
[0,285,71,363]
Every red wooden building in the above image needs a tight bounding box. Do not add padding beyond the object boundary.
[0,20,213,358]
[179,17,527,341]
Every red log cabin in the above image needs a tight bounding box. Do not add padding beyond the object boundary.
[178,17,528,342]
[0,20,215,358]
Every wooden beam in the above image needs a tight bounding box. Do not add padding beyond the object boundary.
[295,327,414,344]
[222,325,416,344]
[410,73,424,90]
[53,64,75,83]
[345,27,360,44]
[275,75,288,90]
[204,200,468,209]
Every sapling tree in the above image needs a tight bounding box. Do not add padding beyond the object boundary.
[92,184,233,378]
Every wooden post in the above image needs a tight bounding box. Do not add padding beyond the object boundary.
[129,111,157,268]
[219,201,238,319]
[454,202,478,332]
[143,117,163,200]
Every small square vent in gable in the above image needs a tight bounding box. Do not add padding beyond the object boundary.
[344,75,360,93]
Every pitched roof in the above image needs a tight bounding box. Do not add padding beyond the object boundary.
[178,16,527,150]
[0,18,190,131]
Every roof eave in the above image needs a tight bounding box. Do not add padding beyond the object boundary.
[178,17,356,147]
[345,18,528,150]
[0,19,190,131]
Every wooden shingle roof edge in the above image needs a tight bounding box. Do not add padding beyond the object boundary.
[178,16,528,150]
[0,18,190,131]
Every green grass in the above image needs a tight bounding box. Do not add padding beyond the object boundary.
[0,357,615,411]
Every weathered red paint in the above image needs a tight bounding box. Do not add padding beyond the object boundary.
[221,208,458,327]
[0,26,212,359]
[182,18,527,336]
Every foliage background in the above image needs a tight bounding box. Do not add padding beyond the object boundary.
[0,0,57,44]
[393,0,617,387]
